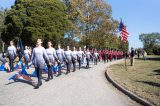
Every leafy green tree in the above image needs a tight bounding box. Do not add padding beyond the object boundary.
[1,0,70,46]
[139,33,160,54]
[63,0,118,49]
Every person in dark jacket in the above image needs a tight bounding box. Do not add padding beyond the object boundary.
[130,47,135,66]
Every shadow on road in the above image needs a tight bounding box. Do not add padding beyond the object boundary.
[5,79,37,88]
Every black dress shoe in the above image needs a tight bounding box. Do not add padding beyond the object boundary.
[46,78,49,82]
[50,76,53,79]
[38,82,42,86]
[66,71,69,75]
[34,85,39,89]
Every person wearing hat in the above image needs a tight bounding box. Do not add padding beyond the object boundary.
[130,47,135,66]
[31,39,49,88]
[45,41,59,81]
[7,41,17,72]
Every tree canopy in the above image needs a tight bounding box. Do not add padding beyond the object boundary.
[139,33,160,55]
[1,0,129,51]
[1,0,70,46]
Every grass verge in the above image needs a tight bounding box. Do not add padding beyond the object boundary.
[109,55,160,106]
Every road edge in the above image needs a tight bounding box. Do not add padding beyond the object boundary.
[105,68,154,106]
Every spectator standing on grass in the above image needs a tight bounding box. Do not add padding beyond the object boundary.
[143,50,147,61]
[130,47,135,66]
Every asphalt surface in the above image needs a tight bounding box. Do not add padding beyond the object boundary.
[0,60,140,106]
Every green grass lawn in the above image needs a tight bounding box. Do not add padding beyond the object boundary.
[109,55,160,106]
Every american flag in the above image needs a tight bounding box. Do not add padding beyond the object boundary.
[119,21,129,43]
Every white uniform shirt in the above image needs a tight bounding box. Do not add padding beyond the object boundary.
[7,45,16,59]
[46,48,58,64]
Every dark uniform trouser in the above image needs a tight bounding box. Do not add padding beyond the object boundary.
[78,59,81,69]
[47,65,53,79]
[9,58,14,71]
[66,61,71,72]
[86,58,89,68]
[106,55,108,62]
[25,58,29,68]
[35,67,42,85]
[58,62,61,75]
[94,58,98,65]
[103,55,106,63]
[72,59,76,71]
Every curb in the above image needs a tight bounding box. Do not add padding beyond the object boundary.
[105,69,154,106]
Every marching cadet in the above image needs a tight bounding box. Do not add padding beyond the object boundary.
[46,41,58,81]
[17,47,23,62]
[71,47,78,72]
[98,50,102,62]
[56,44,65,76]
[77,47,84,70]
[64,46,72,74]
[31,39,49,88]
[7,41,17,72]
[109,49,112,61]
[85,48,92,68]
[24,46,31,69]
[93,49,99,65]
[102,49,106,63]
[106,49,109,62]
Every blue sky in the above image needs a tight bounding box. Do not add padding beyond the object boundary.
[106,0,160,49]
[1,0,160,49]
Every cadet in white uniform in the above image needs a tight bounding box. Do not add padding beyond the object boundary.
[7,41,17,72]
[56,44,65,76]
[24,46,31,69]
[45,41,58,81]
[77,47,84,69]
[93,49,99,65]
[85,49,91,68]
[71,47,77,72]
[31,39,49,88]
[64,46,72,74]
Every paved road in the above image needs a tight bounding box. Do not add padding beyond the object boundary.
[0,60,140,106]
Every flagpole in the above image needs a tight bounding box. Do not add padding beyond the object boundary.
[120,18,128,71]
[125,51,127,71]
